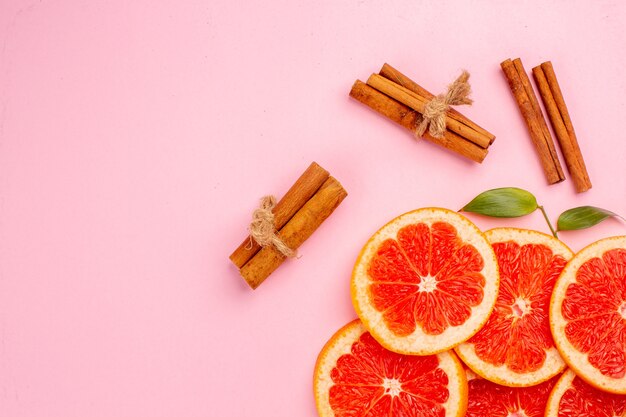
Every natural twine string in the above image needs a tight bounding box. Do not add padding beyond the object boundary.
[248,195,296,258]
[415,71,473,139]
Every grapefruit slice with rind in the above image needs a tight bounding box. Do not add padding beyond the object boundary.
[550,235,626,394]
[456,228,571,386]
[351,208,499,355]
[545,369,626,416]
[313,319,468,417]
[465,368,559,417]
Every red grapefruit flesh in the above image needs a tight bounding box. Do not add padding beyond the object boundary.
[314,320,468,417]
[466,370,559,417]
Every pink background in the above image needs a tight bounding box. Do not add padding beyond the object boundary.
[1,1,625,416]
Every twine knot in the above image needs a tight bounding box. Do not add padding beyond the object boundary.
[415,71,473,138]
[249,196,296,258]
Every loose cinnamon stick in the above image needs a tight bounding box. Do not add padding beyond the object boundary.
[501,58,565,184]
[349,80,488,163]
[533,62,591,192]
[379,63,496,146]
[229,162,329,268]
[366,74,491,149]
[513,58,564,182]
[240,176,347,289]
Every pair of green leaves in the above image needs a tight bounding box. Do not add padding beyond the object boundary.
[461,187,620,237]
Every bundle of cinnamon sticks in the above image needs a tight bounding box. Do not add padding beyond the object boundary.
[230,162,347,289]
[350,64,496,163]
[501,58,591,192]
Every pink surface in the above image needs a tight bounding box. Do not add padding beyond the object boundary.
[1,1,625,416]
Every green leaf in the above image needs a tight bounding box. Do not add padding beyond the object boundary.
[557,206,621,231]
[461,187,538,218]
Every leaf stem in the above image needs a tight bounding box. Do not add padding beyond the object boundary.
[538,205,558,238]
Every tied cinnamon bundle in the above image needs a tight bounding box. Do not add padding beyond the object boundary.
[230,162,347,289]
[350,64,496,163]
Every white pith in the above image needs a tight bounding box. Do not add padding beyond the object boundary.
[550,235,626,394]
[382,378,402,396]
[351,208,499,355]
[511,297,532,318]
[418,275,437,292]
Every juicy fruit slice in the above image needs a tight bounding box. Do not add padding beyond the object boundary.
[351,208,499,355]
[466,370,558,417]
[545,369,626,416]
[314,320,468,417]
[456,228,572,386]
[550,235,626,394]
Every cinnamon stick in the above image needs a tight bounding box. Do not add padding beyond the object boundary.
[240,176,347,289]
[366,74,491,149]
[533,62,591,192]
[379,63,496,146]
[229,162,329,268]
[349,80,488,163]
[501,58,565,184]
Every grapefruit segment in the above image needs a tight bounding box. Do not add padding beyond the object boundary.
[314,320,468,417]
[545,369,626,416]
[351,208,499,355]
[466,369,559,417]
[550,236,626,394]
[456,228,572,386]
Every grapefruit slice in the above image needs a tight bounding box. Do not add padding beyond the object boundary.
[550,235,626,394]
[313,319,468,417]
[545,369,626,416]
[466,368,558,417]
[456,228,572,386]
[351,208,499,355]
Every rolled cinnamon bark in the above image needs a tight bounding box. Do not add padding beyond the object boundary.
[229,162,329,268]
[349,80,488,163]
[239,176,347,289]
[532,62,591,192]
[501,58,565,184]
